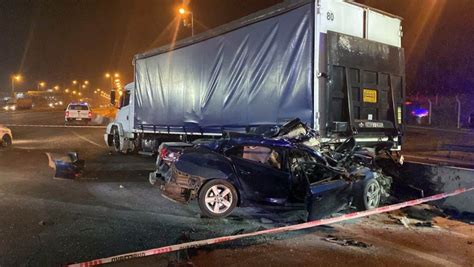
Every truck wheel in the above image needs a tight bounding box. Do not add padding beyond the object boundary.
[198,179,238,218]
[354,179,381,211]
[112,127,121,152]
[1,135,12,148]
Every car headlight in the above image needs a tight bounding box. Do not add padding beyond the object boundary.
[11,106,16,111]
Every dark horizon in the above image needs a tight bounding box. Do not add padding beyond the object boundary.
[1,0,473,97]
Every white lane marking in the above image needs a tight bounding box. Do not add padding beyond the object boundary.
[4,124,106,129]
[72,131,105,148]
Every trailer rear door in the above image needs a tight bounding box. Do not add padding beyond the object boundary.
[325,31,405,144]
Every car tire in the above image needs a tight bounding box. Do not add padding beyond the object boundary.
[111,127,121,152]
[198,179,238,218]
[354,179,381,211]
[1,134,12,148]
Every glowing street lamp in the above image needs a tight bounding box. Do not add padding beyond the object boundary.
[178,6,194,36]
[105,72,120,91]
[37,81,46,90]
[11,74,22,98]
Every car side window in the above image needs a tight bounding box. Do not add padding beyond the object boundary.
[226,145,282,170]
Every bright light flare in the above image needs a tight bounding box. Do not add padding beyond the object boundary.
[13,74,22,81]
[411,108,429,118]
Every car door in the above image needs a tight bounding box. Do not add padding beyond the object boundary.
[226,145,291,205]
[306,177,353,221]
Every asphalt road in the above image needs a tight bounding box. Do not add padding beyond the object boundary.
[0,110,473,266]
[0,110,304,266]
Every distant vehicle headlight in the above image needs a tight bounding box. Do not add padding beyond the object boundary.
[49,103,54,108]
[3,106,8,111]
[10,105,16,111]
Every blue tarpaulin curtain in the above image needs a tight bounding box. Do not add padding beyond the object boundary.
[135,4,313,132]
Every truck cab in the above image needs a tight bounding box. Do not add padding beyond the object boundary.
[104,83,136,153]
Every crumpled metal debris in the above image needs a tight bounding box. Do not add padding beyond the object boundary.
[46,152,85,179]
[414,221,434,227]
[322,235,372,248]
[398,216,410,228]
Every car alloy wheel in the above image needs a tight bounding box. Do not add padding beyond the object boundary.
[205,185,233,214]
[354,178,382,211]
[198,179,238,218]
[365,180,381,209]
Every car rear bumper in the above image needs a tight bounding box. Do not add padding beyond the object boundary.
[158,165,203,204]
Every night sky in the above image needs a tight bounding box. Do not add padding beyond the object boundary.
[1,0,473,97]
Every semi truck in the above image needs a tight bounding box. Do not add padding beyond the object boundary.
[105,0,405,154]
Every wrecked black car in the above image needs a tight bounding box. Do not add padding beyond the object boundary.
[149,118,318,183]
[158,133,391,220]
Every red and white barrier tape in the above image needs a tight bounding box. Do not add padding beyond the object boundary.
[69,187,474,267]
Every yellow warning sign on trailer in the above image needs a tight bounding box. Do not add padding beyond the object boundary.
[363,89,377,103]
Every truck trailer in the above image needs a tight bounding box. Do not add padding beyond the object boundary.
[105,0,405,154]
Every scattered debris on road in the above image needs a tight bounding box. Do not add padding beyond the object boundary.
[322,235,372,248]
[46,151,84,179]
[38,220,54,226]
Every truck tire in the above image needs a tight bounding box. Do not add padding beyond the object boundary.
[111,127,121,152]
[1,134,12,148]
[198,179,238,218]
[354,179,381,211]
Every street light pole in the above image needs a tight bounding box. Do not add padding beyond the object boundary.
[191,11,194,36]
[11,78,15,98]
[179,7,194,37]
[11,75,21,98]
[105,73,119,91]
